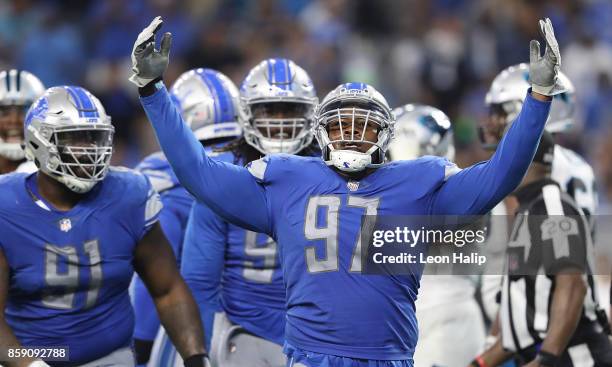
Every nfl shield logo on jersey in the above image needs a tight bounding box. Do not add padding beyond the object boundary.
[347,181,360,192]
[59,218,72,232]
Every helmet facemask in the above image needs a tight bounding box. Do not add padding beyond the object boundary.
[316,101,392,172]
[244,101,314,154]
[26,124,114,193]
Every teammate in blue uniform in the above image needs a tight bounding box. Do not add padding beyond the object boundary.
[0,86,209,367]
[131,68,242,367]
[0,69,45,174]
[130,16,560,367]
[177,58,320,367]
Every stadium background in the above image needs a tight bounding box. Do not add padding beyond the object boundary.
[1,0,611,288]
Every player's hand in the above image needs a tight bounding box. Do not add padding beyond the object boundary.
[529,18,566,96]
[129,16,172,88]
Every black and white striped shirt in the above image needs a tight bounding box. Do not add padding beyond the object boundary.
[500,179,601,353]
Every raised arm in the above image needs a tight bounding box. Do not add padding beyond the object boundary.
[432,18,562,215]
[130,17,271,234]
[432,91,551,215]
[181,202,227,350]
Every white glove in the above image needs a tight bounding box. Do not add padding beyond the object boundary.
[129,16,172,88]
[529,17,566,96]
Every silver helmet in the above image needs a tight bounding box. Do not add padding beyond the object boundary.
[485,63,575,134]
[170,68,242,143]
[240,58,318,154]
[24,86,114,193]
[0,70,45,160]
[314,82,395,172]
[389,104,455,161]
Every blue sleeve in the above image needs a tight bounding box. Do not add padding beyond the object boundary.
[181,201,226,350]
[132,274,160,341]
[431,92,551,215]
[139,86,271,235]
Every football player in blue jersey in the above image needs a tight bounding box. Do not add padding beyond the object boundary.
[0,69,45,174]
[131,67,243,367]
[0,86,210,367]
[131,16,560,367]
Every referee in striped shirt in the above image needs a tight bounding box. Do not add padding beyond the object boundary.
[472,132,612,367]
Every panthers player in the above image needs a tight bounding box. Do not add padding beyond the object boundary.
[483,63,597,219]
[0,86,209,367]
[132,68,242,367]
[131,16,558,366]
[479,63,600,332]
[0,69,45,174]
[389,104,485,367]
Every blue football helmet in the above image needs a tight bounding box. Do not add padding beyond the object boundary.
[313,82,395,172]
[24,86,114,193]
[389,104,454,161]
[240,58,318,154]
[170,68,242,143]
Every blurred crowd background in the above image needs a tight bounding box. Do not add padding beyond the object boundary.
[1,0,611,212]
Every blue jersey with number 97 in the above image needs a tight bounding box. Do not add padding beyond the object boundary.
[0,169,161,366]
[140,85,551,361]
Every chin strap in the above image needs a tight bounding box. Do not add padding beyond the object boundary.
[56,175,97,194]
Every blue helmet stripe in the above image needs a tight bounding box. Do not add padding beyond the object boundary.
[198,71,220,123]
[65,87,84,118]
[205,70,234,123]
[66,86,99,119]
[273,59,289,90]
[345,82,367,91]
[74,87,99,118]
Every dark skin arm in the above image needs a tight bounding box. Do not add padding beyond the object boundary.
[133,223,206,359]
[524,270,587,367]
[0,249,37,367]
[470,336,513,367]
